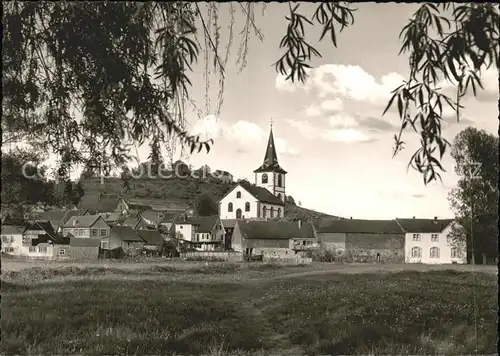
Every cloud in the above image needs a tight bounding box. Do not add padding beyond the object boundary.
[191,115,223,140]
[223,120,299,156]
[276,64,405,106]
[286,117,378,144]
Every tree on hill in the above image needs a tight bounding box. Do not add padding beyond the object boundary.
[448,127,499,264]
[286,195,296,205]
[195,193,219,216]
[3,3,498,183]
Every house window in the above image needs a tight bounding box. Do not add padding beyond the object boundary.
[180,225,183,229]
[38,246,48,253]
[236,209,242,219]
[411,246,422,258]
[91,229,98,237]
[22,237,31,246]
[79,229,84,236]
[228,202,233,212]
[59,248,66,255]
[431,233,439,242]
[412,233,421,241]
[262,174,268,184]
[277,208,281,218]
[451,247,460,258]
[277,174,282,187]
[245,202,250,212]
[100,229,107,237]
[101,241,109,249]
[236,192,241,199]
[4,247,14,253]
[29,246,37,253]
[430,247,440,258]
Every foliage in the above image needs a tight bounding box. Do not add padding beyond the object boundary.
[195,193,219,216]
[275,3,499,183]
[286,195,296,205]
[448,127,499,261]
[0,148,56,207]
[4,2,498,183]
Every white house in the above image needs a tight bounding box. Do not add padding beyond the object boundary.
[175,220,195,242]
[396,217,467,264]
[1,225,25,255]
[218,181,285,220]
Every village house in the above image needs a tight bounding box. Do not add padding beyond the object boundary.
[77,193,129,215]
[231,220,316,260]
[189,216,224,251]
[32,210,87,233]
[396,217,467,264]
[1,221,70,259]
[314,218,406,262]
[101,225,144,255]
[1,225,26,255]
[68,237,100,260]
[136,230,165,255]
[62,215,111,239]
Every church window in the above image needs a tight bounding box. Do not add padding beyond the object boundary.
[277,174,283,187]
[270,208,274,219]
[277,208,281,217]
[245,202,250,212]
[236,192,241,199]
[262,207,267,219]
[277,193,282,201]
[228,203,233,212]
[262,174,268,184]
[236,209,242,219]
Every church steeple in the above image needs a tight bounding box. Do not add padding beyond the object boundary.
[253,121,287,203]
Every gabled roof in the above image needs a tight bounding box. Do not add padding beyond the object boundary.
[140,211,163,224]
[99,212,121,223]
[314,219,404,234]
[78,194,124,214]
[24,221,57,239]
[111,226,143,242]
[63,215,103,228]
[219,181,284,206]
[1,225,24,235]
[137,230,164,245]
[395,218,454,233]
[35,210,84,229]
[221,219,237,229]
[70,238,101,247]
[189,216,220,233]
[237,220,315,240]
[253,127,287,174]
[122,217,141,229]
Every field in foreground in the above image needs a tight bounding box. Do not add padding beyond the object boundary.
[1,264,497,355]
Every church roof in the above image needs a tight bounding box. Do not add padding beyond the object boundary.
[254,128,287,174]
[239,181,284,206]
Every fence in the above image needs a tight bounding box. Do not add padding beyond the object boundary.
[181,251,242,262]
[263,255,312,265]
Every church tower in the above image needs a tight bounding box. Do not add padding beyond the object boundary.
[254,123,287,202]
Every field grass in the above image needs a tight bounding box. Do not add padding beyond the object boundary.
[1,264,497,355]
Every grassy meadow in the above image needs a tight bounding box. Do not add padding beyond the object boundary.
[1,263,497,355]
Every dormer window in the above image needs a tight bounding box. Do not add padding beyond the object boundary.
[262,173,268,184]
[236,192,241,199]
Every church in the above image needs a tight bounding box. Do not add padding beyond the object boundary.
[218,125,286,220]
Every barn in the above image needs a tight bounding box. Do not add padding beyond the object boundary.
[314,218,405,262]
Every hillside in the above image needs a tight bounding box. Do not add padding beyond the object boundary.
[80,176,341,220]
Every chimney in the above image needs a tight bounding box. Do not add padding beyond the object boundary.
[413,216,415,219]
[433,216,438,223]
[298,220,302,228]
[350,217,352,219]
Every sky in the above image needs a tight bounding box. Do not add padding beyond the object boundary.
[14,3,499,219]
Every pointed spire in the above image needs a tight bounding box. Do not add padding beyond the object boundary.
[263,126,279,166]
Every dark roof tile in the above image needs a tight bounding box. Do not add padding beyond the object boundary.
[395,218,454,233]
[238,220,315,240]
[314,219,404,234]
[137,230,164,245]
